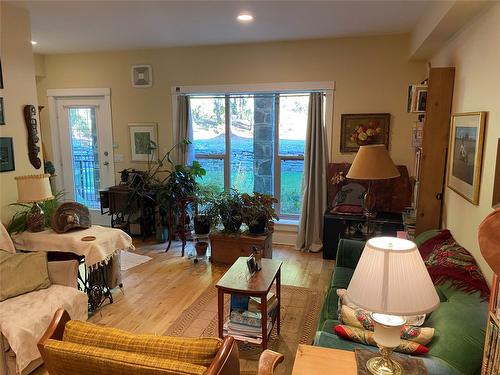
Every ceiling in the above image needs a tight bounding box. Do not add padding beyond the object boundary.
[17,0,432,54]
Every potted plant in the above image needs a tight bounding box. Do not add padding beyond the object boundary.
[214,189,243,233]
[241,192,279,235]
[192,186,219,235]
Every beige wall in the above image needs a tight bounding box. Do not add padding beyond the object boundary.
[0,3,42,223]
[431,3,500,283]
[36,34,425,183]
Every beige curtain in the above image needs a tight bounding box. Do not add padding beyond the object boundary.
[174,95,194,165]
[296,92,328,252]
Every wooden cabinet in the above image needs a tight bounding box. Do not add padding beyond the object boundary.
[323,212,404,260]
[415,67,455,235]
[209,231,272,265]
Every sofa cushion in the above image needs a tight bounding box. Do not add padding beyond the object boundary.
[0,250,51,301]
[330,266,354,289]
[63,320,222,368]
[43,340,207,375]
[0,284,88,374]
[425,289,487,375]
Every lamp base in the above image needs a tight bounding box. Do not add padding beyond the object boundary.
[366,347,403,375]
[26,202,45,232]
[363,181,377,219]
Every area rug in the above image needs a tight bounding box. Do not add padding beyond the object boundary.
[120,251,152,271]
[165,283,322,375]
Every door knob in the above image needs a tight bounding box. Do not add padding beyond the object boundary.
[103,161,109,166]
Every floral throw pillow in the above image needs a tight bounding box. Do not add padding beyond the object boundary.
[334,325,429,355]
[339,305,434,345]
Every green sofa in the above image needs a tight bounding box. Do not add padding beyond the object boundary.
[314,234,488,375]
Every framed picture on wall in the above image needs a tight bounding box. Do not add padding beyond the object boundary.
[340,113,390,153]
[0,137,15,172]
[129,123,158,162]
[0,59,3,89]
[447,112,487,205]
[0,97,5,125]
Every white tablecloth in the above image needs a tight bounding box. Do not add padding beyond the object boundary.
[12,225,134,269]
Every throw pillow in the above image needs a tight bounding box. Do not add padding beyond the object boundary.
[418,229,490,300]
[339,305,435,345]
[336,289,426,326]
[0,250,51,301]
[334,325,429,355]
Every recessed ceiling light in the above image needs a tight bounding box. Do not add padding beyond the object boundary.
[237,13,253,22]
[30,40,38,45]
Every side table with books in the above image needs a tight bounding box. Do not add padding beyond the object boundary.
[216,257,282,350]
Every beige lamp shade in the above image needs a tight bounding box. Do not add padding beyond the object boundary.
[346,237,440,316]
[346,144,400,180]
[15,174,54,203]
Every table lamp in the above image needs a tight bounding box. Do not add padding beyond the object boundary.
[346,237,439,375]
[15,174,54,232]
[346,145,400,218]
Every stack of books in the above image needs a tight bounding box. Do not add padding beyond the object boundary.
[223,293,278,344]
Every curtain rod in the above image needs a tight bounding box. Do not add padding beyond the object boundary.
[172,91,329,97]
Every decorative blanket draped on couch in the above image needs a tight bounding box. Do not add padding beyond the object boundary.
[315,231,488,375]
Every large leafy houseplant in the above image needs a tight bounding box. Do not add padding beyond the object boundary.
[241,192,279,234]
[192,186,219,235]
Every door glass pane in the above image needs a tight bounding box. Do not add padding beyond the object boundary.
[230,95,255,194]
[280,159,304,216]
[68,107,101,209]
[279,94,308,156]
[195,158,224,192]
[190,96,226,155]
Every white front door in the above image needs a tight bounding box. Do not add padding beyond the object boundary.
[54,97,115,225]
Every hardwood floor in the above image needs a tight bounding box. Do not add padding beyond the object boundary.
[33,240,335,375]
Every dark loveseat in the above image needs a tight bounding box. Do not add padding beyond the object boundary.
[314,234,488,375]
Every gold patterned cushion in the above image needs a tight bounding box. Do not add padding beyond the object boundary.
[43,339,207,375]
[63,320,222,367]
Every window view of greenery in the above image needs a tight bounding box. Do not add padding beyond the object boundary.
[190,93,308,217]
[69,107,101,209]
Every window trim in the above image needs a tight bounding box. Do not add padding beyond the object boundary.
[174,82,335,218]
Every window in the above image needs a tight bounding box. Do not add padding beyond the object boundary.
[191,93,311,218]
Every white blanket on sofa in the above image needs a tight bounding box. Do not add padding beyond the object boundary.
[0,285,88,373]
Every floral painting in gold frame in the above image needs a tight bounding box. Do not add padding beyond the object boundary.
[447,112,486,205]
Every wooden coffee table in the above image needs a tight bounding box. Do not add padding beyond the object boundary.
[216,257,283,350]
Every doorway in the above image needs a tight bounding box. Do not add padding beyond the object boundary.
[48,89,114,225]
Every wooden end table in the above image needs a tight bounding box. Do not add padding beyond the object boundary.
[291,345,357,374]
[216,257,282,350]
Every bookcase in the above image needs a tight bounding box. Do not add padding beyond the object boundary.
[408,67,455,235]
[482,274,500,374]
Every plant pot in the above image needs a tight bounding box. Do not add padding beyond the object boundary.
[222,216,242,232]
[194,215,210,235]
[195,241,208,256]
[248,218,267,235]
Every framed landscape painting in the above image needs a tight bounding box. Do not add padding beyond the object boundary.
[129,123,157,162]
[447,112,486,204]
[340,113,390,153]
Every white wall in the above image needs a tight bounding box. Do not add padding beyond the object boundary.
[0,3,42,223]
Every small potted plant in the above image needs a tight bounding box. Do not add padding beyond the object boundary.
[192,186,219,235]
[241,192,279,235]
[215,189,243,233]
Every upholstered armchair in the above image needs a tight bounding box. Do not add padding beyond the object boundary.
[0,224,88,375]
[39,308,284,375]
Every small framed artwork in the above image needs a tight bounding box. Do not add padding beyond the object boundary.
[407,84,427,113]
[340,113,390,153]
[246,254,257,276]
[0,137,15,172]
[493,139,500,208]
[131,65,153,88]
[447,112,487,204]
[129,123,158,162]
[0,97,4,125]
